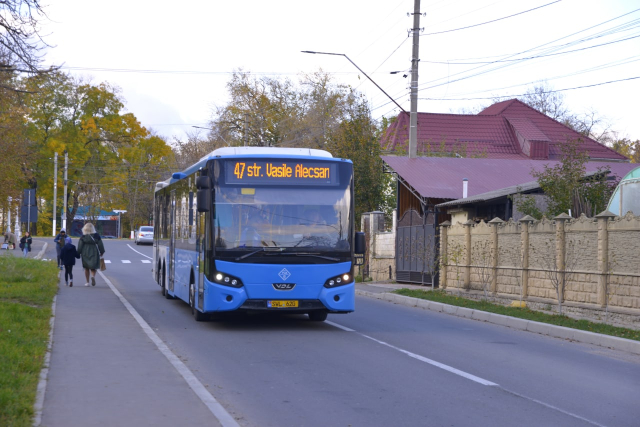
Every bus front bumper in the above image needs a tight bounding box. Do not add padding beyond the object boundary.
[204,281,355,313]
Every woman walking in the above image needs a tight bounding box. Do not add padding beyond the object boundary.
[77,223,105,287]
[19,232,32,257]
[60,236,80,287]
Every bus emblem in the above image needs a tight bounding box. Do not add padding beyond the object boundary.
[278,268,291,281]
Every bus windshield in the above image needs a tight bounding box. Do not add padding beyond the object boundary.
[213,164,352,254]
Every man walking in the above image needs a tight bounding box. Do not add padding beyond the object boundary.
[54,229,67,270]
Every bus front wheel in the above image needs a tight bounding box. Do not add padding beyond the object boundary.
[308,311,328,322]
[190,284,208,322]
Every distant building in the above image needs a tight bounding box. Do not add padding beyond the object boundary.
[66,207,119,237]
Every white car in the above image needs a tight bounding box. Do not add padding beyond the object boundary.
[135,226,154,245]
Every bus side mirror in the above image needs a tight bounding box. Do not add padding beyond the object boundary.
[196,189,210,212]
[196,176,210,190]
[354,232,366,265]
[354,232,366,254]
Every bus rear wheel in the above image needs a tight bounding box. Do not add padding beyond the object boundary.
[308,311,328,322]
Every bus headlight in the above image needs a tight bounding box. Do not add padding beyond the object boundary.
[324,273,352,288]
[213,271,243,288]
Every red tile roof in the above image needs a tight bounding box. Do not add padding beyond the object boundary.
[382,156,638,200]
[380,99,626,161]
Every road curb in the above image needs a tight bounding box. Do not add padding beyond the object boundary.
[33,293,57,426]
[356,289,640,356]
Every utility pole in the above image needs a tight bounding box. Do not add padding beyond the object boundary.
[7,196,11,235]
[409,0,422,159]
[63,150,68,231]
[53,152,58,236]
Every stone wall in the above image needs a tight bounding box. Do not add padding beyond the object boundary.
[440,212,640,328]
[361,210,396,281]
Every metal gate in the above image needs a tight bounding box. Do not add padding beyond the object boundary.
[396,210,437,285]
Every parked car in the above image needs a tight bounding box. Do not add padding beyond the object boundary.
[135,226,154,245]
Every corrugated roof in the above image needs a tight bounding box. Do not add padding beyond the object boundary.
[435,170,607,208]
[382,156,638,201]
[436,180,542,208]
[381,99,627,161]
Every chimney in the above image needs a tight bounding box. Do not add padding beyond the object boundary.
[463,178,468,198]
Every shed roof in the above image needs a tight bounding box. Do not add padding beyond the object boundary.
[382,156,638,201]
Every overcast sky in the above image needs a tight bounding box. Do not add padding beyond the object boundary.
[40,0,640,143]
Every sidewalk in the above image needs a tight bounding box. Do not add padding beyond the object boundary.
[36,241,226,426]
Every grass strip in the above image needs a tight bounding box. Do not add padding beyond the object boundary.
[394,289,640,342]
[0,257,59,427]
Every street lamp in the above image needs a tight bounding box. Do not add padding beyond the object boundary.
[301,51,407,114]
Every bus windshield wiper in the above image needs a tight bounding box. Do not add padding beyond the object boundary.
[236,247,284,261]
[276,252,340,261]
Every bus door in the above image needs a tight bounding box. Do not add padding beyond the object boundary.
[169,190,176,293]
[196,210,206,311]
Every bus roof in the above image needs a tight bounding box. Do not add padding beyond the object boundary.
[199,147,333,162]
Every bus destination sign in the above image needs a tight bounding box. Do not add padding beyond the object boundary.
[225,160,338,185]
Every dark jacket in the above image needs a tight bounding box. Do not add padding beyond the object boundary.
[60,242,81,266]
[20,235,32,251]
[53,233,66,254]
[77,233,105,270]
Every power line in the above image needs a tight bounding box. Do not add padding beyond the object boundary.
[421,33,640,65]
[418,75,640,101]
[421,0,562,36]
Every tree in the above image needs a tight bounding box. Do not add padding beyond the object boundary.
[0,0,53,73]
[608,138,640,163]
[513,140,618,219]
[23,72,173,234]
[326,96,389,225]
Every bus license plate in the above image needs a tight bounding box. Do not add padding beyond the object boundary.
[268,300,298,308]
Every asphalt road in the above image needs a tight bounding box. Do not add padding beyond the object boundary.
[38,238,640,426]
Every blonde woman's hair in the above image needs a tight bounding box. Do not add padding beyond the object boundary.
[82,223,96,235]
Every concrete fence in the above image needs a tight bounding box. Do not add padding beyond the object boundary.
[440,211,640,327]
[361,211,396,282]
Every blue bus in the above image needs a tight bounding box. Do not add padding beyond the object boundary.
[153,147,365,322]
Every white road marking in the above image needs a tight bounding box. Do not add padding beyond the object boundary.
[104,260,111,264]
[127,244,153,259]
[141,260,151,264]
[327,321,496,386]
[98,271,239,427]
[336,321,498,386]
[122,260,131,264]
[327,320,606,426]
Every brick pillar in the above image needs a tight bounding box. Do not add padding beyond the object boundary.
[464,220,474,289]
[595,210,616,307]
[439,221,451,289]
[554,213,572,303]
[488,218,504,295]
[519,215,535,299]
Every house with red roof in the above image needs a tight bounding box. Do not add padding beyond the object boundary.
[381,98,627,161]
[377,99,632,284]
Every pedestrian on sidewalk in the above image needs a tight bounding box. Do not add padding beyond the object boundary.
[77,223,105,287]
[19,232,32,257]
[4,231,18,250]
[60,236,80,287]
[54,229,67,270]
